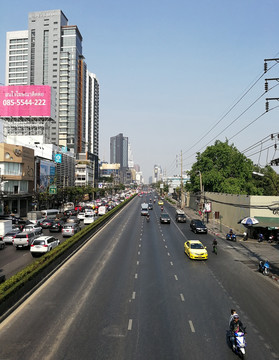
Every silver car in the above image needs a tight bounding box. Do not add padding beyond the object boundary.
[62,223,80,237]
[2,230,21,244]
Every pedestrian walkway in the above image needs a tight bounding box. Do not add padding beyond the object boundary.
[181,205,279,282]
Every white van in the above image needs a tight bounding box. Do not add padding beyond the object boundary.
[98,206,107,216]
[41,209,59,219]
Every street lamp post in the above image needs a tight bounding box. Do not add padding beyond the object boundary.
[197,171,204,221]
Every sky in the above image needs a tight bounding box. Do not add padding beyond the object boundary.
[1,0,279,182]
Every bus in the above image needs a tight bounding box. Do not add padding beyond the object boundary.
[41,209,60,219]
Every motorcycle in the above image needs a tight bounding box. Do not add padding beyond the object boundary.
[258,233,264,243]
[226,233,236,242]
[258,260,270,275]
[231,330,247,359]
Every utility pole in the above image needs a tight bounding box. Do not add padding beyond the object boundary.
[180,150,184,209]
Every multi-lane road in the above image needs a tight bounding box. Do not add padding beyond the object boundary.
[0,196,278,359]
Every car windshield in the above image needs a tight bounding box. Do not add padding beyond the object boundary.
[195,221,205,226]
[191,243,204,249]
[161,214,169,218]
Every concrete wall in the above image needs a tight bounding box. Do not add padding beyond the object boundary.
[187,192,279,234]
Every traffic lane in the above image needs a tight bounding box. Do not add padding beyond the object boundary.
[0,244,32,279]
[0,200,141,360]
[157,212,279,358]
[129,206,249,359]
[206,239,279,356]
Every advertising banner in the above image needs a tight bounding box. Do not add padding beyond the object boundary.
[0,85,54,118]
[39,160,56,191]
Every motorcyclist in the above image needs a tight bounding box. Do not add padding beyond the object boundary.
[146,213,150,222]
[229,314,245,350]
[229,309,237,327]
[258,233,264,242]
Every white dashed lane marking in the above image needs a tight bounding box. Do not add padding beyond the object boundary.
[189,320,195,333]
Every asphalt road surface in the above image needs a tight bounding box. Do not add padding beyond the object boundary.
[0,196,278,360]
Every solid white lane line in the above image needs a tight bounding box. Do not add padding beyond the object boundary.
[189,320,195,333]
[128,319,133,330]
[180,294,185,302]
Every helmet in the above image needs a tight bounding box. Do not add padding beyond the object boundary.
[233,314,239,320]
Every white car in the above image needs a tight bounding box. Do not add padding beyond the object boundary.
[30,235,60,257]
[77,212,85,221]
[84,208,94,216]
[84,215,95,225]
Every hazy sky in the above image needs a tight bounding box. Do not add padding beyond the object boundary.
[1,0,279,181]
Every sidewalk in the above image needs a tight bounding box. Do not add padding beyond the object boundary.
[181,206,279,283]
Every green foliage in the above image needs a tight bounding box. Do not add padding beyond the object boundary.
[186,140,279,195]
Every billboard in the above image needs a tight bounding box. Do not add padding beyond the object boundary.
[0,85,55,119]
[39,160,56,191]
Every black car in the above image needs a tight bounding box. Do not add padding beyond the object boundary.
[148,203,153,210]
[49,220,65,232]
[190,219,207,234]
[64,209,78,217]
[160,213,171,224]
[39,218,56,229]
[175,211,187,223]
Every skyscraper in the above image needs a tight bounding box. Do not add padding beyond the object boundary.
[110,133,128,169]
[86,71,99,157]
[5,9,96,155]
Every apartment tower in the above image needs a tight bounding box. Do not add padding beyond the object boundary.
[5,10,88,154]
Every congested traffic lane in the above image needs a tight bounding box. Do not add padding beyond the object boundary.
[0,218,88,280]
[0,196,278,359]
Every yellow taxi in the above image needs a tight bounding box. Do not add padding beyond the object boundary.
[158,200,164,206]
[184,240,208,260]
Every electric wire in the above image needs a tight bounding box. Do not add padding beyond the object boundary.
[165,60,279,175]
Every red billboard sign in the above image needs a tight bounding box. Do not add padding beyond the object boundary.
[0,85,55,118]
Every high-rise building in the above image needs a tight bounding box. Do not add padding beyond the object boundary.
[5,31,29,85]
[110,133,128,169]
[4,10,96,156]
[86,71,99,157]
[153,164,162,183]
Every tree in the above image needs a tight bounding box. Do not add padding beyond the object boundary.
[185,140,277,195]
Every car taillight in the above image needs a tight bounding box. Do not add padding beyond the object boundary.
[30,244,34,247]
[43,245,48,247]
